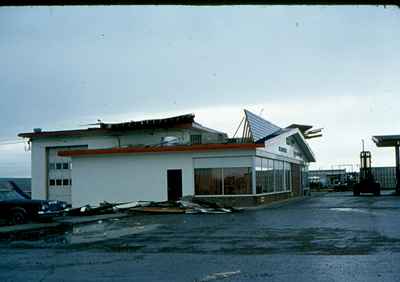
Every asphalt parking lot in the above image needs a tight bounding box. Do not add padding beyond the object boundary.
[1,191,400,282]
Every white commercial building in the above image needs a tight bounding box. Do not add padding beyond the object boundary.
[19,110,318,207]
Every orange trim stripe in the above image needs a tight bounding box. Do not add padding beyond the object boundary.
[58,143,263,157]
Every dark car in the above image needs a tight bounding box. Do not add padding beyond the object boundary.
[0,182,67,225]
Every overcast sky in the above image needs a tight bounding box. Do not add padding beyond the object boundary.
[0,5,399,177]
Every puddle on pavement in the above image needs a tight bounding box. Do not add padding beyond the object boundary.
[3,219,163,248]
[329,208,375,215]
[65,222,162,244]
[198,270,241,282]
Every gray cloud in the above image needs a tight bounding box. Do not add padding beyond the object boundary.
[0,6,399,176]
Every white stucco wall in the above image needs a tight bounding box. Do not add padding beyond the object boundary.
[29,129,230,202]
[259,128,308,164]
[193,156,253,168]
[70,150,255,207]
[71,153,193,207]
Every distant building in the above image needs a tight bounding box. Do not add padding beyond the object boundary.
[19,110,317,207]
[309,167,396,190]
[309,169,347,188]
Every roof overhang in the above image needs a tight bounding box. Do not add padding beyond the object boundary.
[372,135,400,147]
[58,143,263,157]
[18,128,108,139]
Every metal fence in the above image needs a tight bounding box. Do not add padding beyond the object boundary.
[371,167,396,189]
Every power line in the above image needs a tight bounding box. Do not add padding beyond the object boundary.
[0,141,26,146]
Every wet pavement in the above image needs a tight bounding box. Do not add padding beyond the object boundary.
[1,191,400,281]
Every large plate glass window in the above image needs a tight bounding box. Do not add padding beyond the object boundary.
[284,162,291,192]
[223,167,252,195]
[255,158,263,194]
[195,168,223,195]
[194,167,252,195]
[255,158,274,194]
[265,159,274,193]
[274,160,284,192]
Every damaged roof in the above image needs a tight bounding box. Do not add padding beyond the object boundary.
[19,113,225,139]
[100,114,195,130]
[244,109,281,142]
[286,124,313,134]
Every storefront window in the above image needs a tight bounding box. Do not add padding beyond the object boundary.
[223,167,252,195]
[301,165,309,190]
[274,160,284,192]
[194,167,252,195]
[194,168,223,195]
[255,158,274,194]
[255,158,264,194]
[284,162,291,191]
[255,157,293,194]
[265,159,274,193]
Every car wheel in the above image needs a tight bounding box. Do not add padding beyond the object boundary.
[8,208,27,225]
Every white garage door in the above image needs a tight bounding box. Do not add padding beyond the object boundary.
[47,146,86,204]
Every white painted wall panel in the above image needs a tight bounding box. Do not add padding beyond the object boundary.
[193,157,253,168]
[71,153,194,207]
[29,120,257,203]
[259,128,307,163]
[31,142,47,200]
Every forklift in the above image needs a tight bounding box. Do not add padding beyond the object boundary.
[353,149,381,196]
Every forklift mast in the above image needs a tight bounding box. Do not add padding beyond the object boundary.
[354,150,380,196]
[359,151,373,181]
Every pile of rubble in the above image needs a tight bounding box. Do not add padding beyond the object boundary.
[63,198,241,217]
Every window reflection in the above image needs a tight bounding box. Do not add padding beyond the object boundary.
[194,167,252,195]
[223,167,252,195]
[255,157,292,194]
[195,168,222,195]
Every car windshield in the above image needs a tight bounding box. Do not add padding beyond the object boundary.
[0,188,26,201]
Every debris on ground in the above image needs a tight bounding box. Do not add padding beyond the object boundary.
[113,201,151,211]
[60,199,241,217]
[128,200,241,214]
[64,201,117,216]
[199,270,242,282]
[129,206,187,214]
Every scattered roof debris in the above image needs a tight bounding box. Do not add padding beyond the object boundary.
[62,199,240,217]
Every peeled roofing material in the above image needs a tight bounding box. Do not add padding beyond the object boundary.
[100,114,195,130]
[244,109,281,142]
